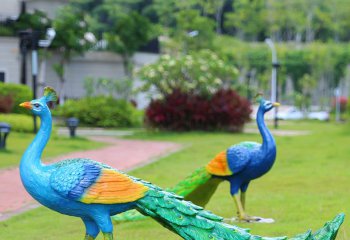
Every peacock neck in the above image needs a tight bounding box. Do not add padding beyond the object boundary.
[256,108,275,154]
[20,113,52,172]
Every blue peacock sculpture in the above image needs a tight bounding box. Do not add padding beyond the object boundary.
[19,87,344,240]
[114,95,314,223]
[183,94,281,222]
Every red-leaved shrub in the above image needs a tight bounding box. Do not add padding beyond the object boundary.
[145,89,252,131]
[0,95,14,113]
[332,96,347,113]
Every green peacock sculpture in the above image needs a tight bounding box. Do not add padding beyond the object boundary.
[19,87,344,240]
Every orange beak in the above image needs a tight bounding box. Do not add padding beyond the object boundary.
[19,102,32,110]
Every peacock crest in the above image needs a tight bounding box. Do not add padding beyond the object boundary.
[43,86,58,103]
[254,92,264,104]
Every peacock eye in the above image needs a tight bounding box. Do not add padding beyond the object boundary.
[34,103,40,108]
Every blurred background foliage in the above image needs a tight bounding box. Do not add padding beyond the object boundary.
[2,0,350,130]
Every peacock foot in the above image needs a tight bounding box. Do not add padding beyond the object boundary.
[84,234,95,240]
[103,232,113,240]
[224,215,275,224]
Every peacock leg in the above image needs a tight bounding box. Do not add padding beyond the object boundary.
[84,235,95,240]
[240,191,246,210]
[239,192,257,221]
[234,193,274,223]
[240,182,249,211]
[82,217,99,240]
[233,195,259,222]
[102,232,113,240]
[233,194,248,221]
[93,214,114,240]
[238,183,264,222]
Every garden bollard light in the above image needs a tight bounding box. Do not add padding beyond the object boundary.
[66,117,79,138]
[0,122,11,149]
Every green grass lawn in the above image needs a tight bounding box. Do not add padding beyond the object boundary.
[1,121,349,239]
[0,132,106,169]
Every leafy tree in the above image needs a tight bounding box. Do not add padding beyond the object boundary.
[173,9,215,53]
[14,10,52,36]
[142,0,177,29]
[83,77,133,99]
[69,0,156,79]
[225,0,266,41]
[51,5,95,103]
[104,11,156,77]
[201,0,226,34]
[296,74,316,111]
[283,50,311,92]
[71,0,143,37]
[326,0,350,41]
[0,10,51,37]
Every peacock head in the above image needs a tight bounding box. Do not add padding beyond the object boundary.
[255,93,280,113]
[19,87,58,117]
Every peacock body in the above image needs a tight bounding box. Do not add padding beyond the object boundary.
[19,88,344,240]
[114,96,279,222]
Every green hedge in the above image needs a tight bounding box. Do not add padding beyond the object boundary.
[55,96,142,128]
[0,114,39,133]
[0,83,32,114]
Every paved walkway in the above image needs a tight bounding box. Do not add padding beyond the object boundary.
[0,136,181,221]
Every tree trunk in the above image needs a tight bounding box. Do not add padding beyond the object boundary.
[58,58,66,105]
[120,54,134,100]
[305,10,315,42]
[122,54,133,79]
[59,75,66,105]
[295,32,302,43]
[215,1,224,34]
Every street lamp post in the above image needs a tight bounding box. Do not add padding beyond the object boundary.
[265,38,280,129]
[19,30,40,132]
[32,31,40,133]
[334,88,341,122]
[246,71,252,101]
[19,33,29,85]
[19,29,56,133]
[38,28,56,95]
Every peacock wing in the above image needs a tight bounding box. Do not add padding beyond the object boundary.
[225,143,255,174]
[50,159,149,204]
[206,151,233,176]
[206,142,257,176]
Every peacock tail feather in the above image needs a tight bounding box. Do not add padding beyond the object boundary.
[112,171,344,240]
[113,166,212,222]
[311,213,344,240]
[112,209,147,222]
[168,166,212,197]
[134,179,344,240]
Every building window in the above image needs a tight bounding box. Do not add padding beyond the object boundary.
[0,72,5,82]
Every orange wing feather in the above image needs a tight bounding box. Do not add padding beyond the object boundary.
[206,151,232,176]
[81,169,149,204]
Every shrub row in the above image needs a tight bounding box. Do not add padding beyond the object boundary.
[0,83,32,114]
[145,89,251,131]
[0,113,39,133]
[55,96,142,128]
